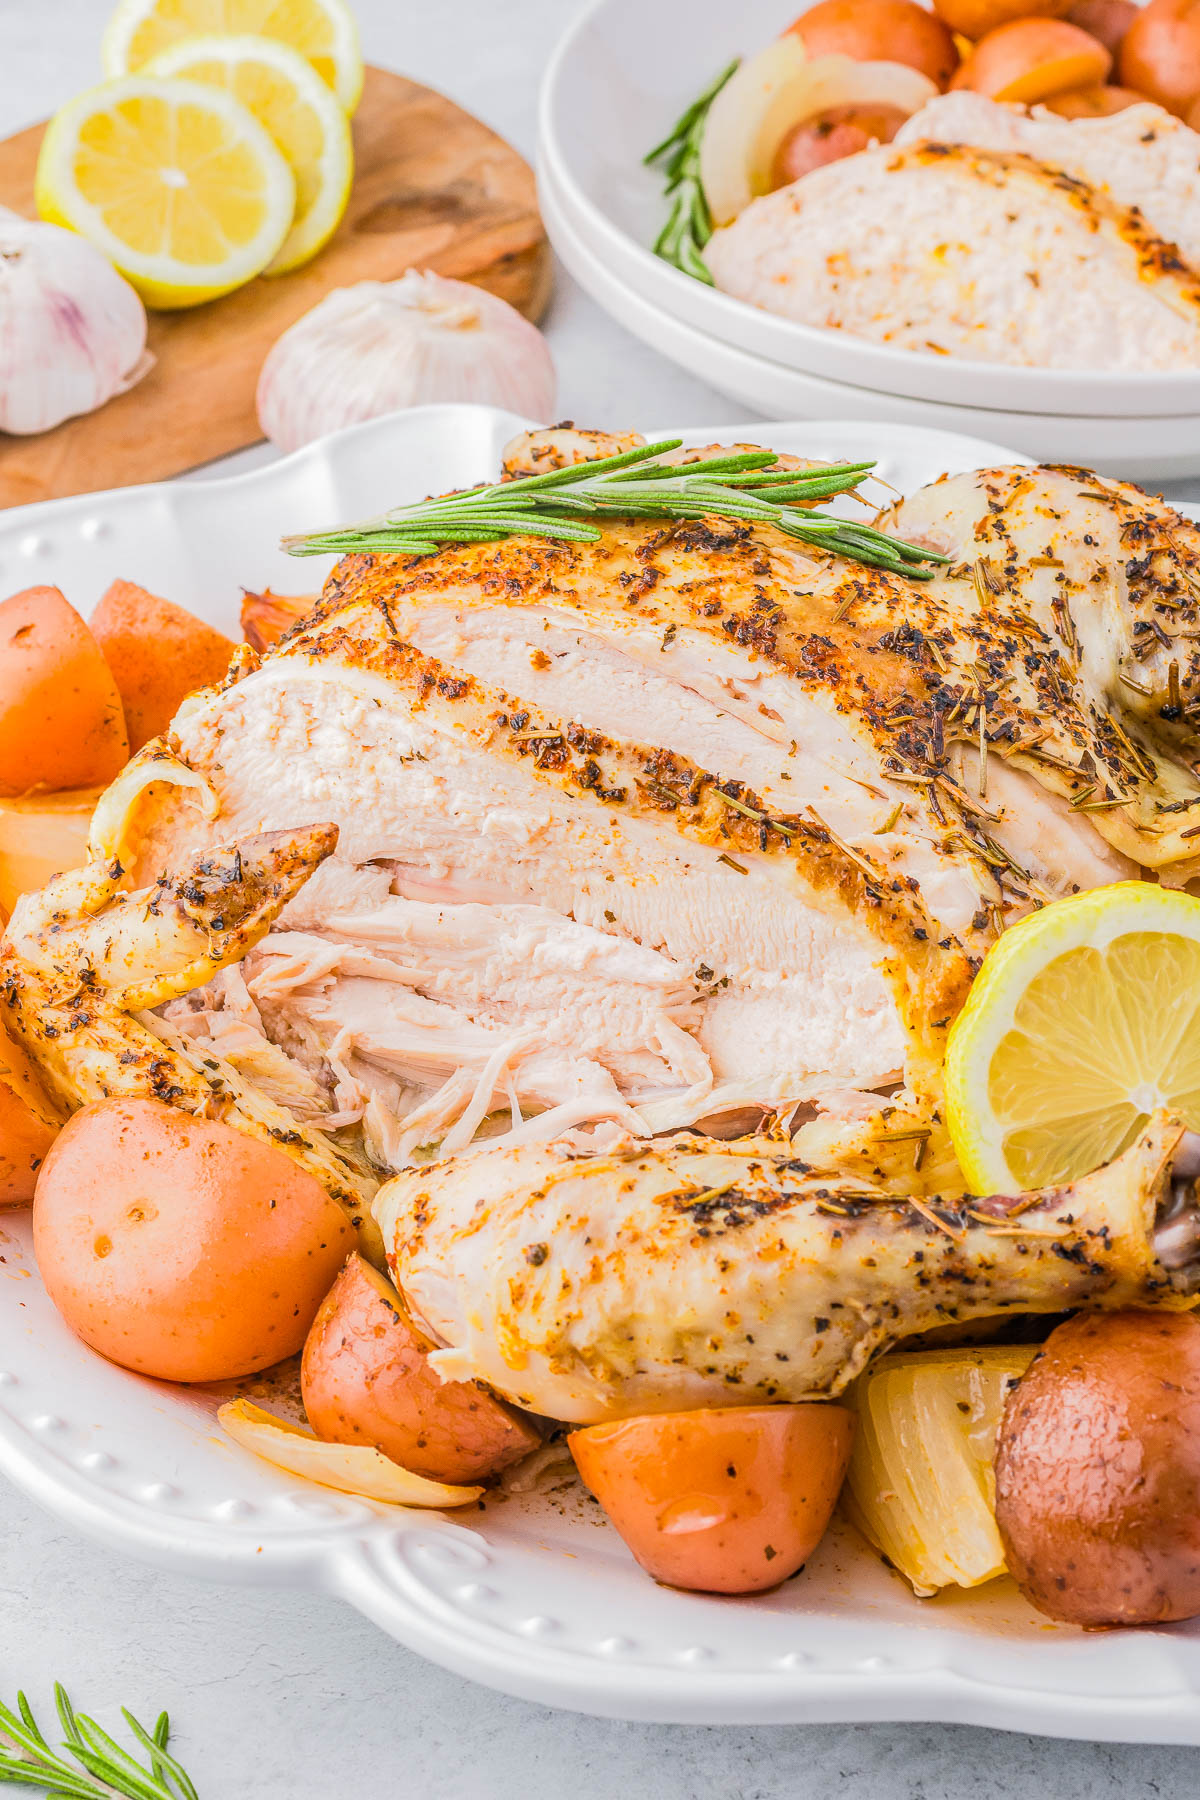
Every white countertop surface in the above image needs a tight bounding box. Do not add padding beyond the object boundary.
[3,4,1199,1792]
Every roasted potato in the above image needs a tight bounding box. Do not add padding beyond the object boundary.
[1066,0,1139,55]
[301,1254,541,1484]
[994,1310,1200,1625]
[787,0,960,88]
[932,0,1073,38]
[1119,0,1200,114]
[952,16,1112,99]
[570,1404,854,1594]
[89,579,234,752]
[1044,81,1149,112]
[0,586,127,796]
[34,1098,353,1382]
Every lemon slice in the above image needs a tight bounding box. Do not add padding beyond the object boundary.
[102,0,363,112]
[945,881,1200,1195]
[35,75,296,308]
[143,35,352,272]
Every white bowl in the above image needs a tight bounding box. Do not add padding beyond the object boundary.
[539,0,1200,420]
[540,158,1200,483]
[4,404,1200,1737]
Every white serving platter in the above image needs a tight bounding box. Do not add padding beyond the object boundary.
[539,157,1200,483]
[539,0,1200,425]
[6,403,1200,1738]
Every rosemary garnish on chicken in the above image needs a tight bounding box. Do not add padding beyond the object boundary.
[283,439,948,580]
[644,59,738,283]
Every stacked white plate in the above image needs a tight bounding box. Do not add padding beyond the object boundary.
[539,0,1200,483]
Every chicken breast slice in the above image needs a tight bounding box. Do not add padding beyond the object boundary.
[895,93,1200,269]
[706,143,1200,369]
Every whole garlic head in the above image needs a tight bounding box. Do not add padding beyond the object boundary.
[256,270,557,454]
[0,208,152,436]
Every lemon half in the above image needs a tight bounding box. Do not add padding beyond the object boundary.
[36,75,296,308]
[144,35,352,272]
[102,0,363,113]
[945,882,1200,1194]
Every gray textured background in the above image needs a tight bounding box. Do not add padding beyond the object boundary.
[3,1,1199,1791]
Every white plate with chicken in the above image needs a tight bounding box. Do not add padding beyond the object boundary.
[538,152,1200,481]
[539,0,1200,428]
[7,404,1200,1737]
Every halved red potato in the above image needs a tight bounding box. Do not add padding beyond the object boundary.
[772,101,912,182]
[0,587,128,796]
[1045,81,1148,112]
[1119,0,1200,114]
[1066,0,1139,56]
[570,1404,855,1594]
[932,0,1072,38]
[786,0,960,88]
[34,1098,353,1381]
[89,579,234,752]
[301,1254,542,1484]
[952,17,1112,100]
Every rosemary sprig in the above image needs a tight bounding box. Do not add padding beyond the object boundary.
[0,1684,197,1799]
[283,439,949,582]
[644,60,738,282]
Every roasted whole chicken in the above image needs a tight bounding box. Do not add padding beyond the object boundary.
[6,428,1200,1404]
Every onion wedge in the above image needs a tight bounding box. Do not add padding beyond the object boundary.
[0,786,104,922]
[700,44,937,224]
[218,1399,485,1506]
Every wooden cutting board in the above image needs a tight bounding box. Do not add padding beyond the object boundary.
[0,67,551,509]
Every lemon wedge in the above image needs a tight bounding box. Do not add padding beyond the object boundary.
[102,0,363,113]
[945,881,1200,1194]
[35,75,296,308]
[143,35,352,272]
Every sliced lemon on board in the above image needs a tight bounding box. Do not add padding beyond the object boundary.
[945,881,1200,1194]
[143,35,352,272]
[35,75,296,308]
[102,0,364,113]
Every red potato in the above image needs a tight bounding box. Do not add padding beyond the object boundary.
[570,1404,854,1594]
[786,0,960,87]
[772,101,911,182]
[952,16,1112,99]
[1119,0,1200,114]
[302,1254,541,1484]
[34,1098,353,1382]
[931,0,1072,39]
[995,1311,1200,1626]
[0,1024,61,1205]
[1045,81,1148,112]
[1066,0,1139,56]
[89,579,234,752]
[0,587,127,797]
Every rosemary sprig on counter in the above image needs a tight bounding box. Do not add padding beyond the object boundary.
[283,439,948,581]
[0,1683,198,1798]
[644,60,738,283]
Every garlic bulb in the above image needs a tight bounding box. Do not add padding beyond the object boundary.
[0,208,151,436]
[256,270,556,453]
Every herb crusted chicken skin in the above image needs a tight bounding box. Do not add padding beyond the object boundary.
[376,1116,1200,1423]
[16,430,1200,1179]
